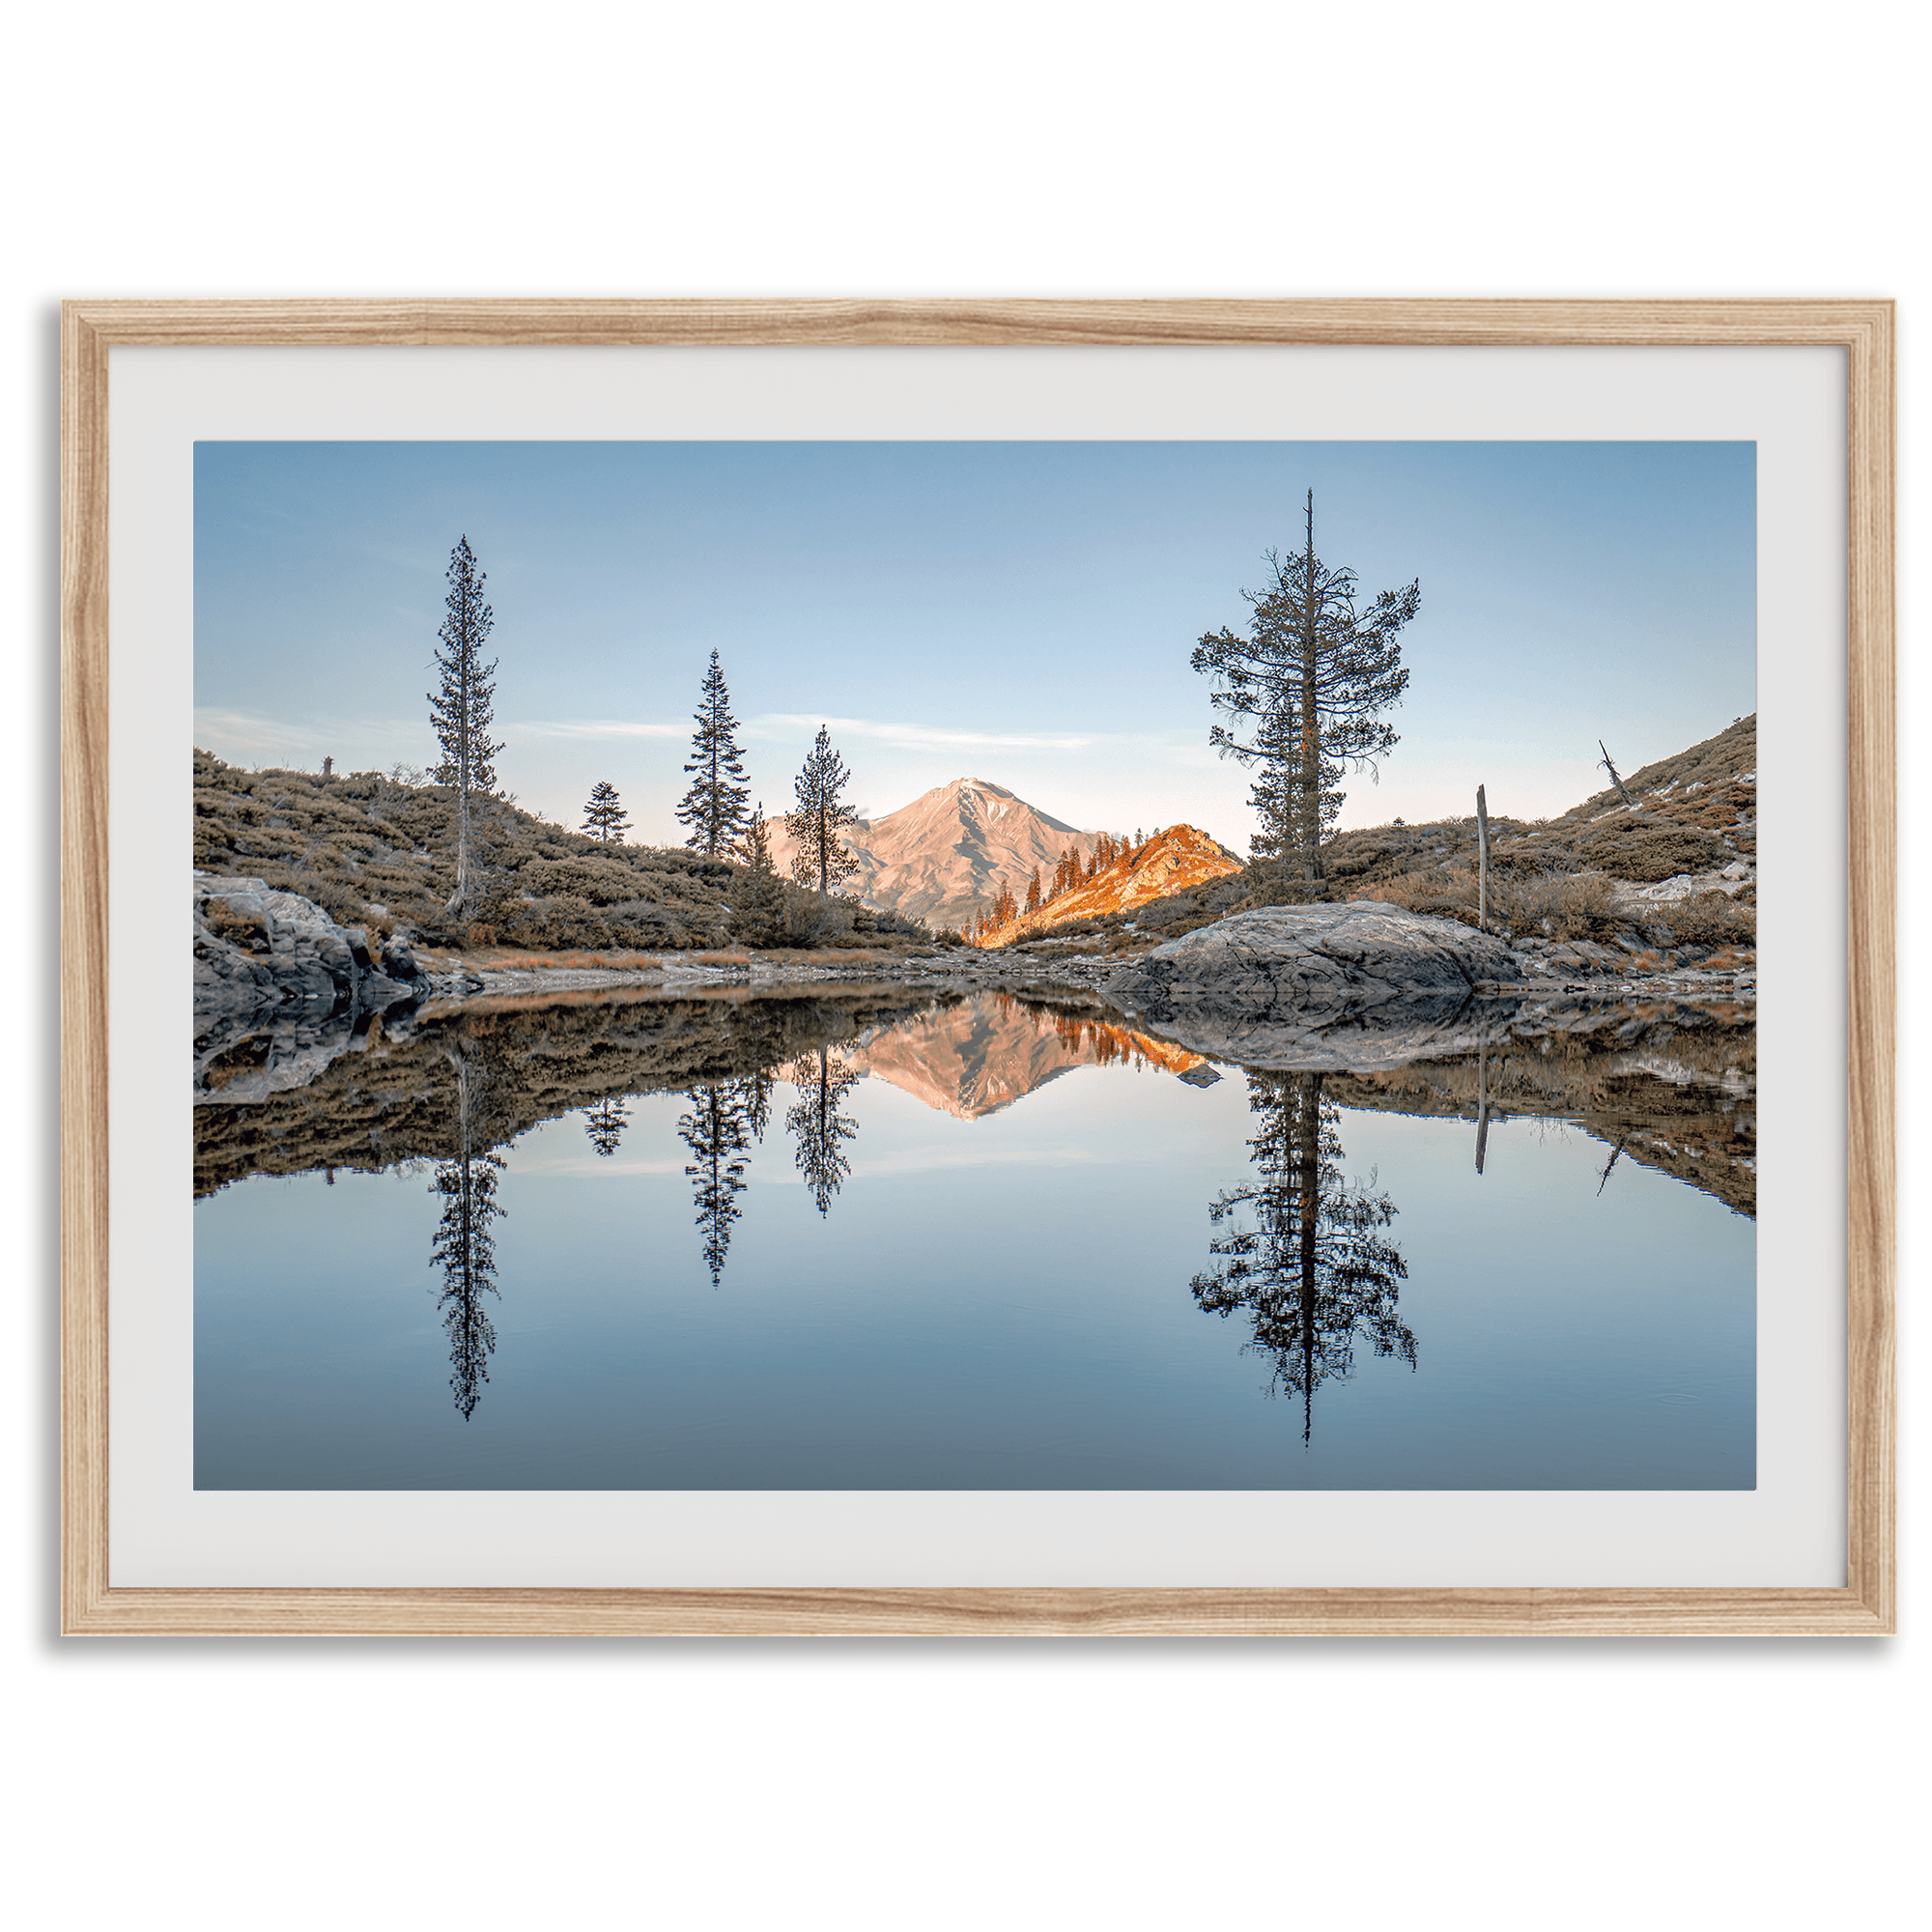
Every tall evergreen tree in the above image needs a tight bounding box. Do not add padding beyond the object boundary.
[428,1056,505,1419]
[1191,1071,1411,1443]
[1194,492,1417,895]
[728,802,787,945]
[737,1065,775,1148]
[679,1081,755,1284]
[675,651,753,856]
[1025,867,1041,914]
[582,1095,630,1156]
[785,1045,861,1216]
[582,780,630,843]
[428,536,505,918]
[785,725,861,900]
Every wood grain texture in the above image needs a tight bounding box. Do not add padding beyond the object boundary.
[56,1585,1894,1638]
[61,302,111,1640]
[1844,302,1897,1633]
[60,298,1896,1637]
[54,295,1907,350]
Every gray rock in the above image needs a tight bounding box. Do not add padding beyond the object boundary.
[193,871,425,1096]
[1102,903,1525,1073]
[1617,867,1751,907]
[380,933,421,981]
[1108,903,1520,1009]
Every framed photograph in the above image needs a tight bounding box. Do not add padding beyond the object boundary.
[62,298,1894,1635]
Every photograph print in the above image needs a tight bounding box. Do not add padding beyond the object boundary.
[191,439,1756,1492]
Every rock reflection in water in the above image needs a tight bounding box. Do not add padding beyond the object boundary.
[1193,1071,1413,1442]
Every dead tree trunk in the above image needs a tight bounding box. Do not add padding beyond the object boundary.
[1598,740,1638,810]
[1475,1032,1491,1176]
[1475,783,1490,933]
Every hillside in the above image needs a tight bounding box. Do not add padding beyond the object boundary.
[766,776,1104,935]
[1324,714,1756,945]
[971,824,1243,948]
[971,715,1757,956]
[192,752,933,953]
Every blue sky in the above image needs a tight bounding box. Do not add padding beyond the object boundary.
[193,440,1754,842]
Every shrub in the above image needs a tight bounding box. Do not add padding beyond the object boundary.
[1577,818,1728,883]
[1659,891,1755,947]
[520,854,656,907]
[783,887,856,947]
[202,897,271,952]
[1349,863,1628,941]
[494,895,612,950]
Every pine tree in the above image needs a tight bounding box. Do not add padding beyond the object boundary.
[428,536,505,918]
[1025,867,1041,914]
[784,725,861,900]
[1193,491,1417,895]
[675,651,753,856]
[679,1081,754,1284]
[785,1046,861,1217]
[582,1096,630,1156]
[739,1066,773,1146]
[1191,1071,1411,1443]
[430,1149,503,1419]
[428,1054,506,1420]
[728,802,787,946]
[581,780,630,843]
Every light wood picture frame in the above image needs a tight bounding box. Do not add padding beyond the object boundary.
[61,298,1895,1635]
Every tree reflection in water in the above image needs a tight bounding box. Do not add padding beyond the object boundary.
[582,1096,630,1157]
[427,1054,507,1418]
[1193,1071,1412,1442]
[786,1046,861,1217]
[678,1070,772,1284]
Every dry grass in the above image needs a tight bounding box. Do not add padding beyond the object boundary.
[192,750,942,955]
[1352,864,1639,941]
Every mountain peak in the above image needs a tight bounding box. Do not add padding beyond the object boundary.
[765,775,1102,933]
[941,775,1015,801]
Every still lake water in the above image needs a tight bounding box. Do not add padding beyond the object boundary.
[194,991,1754,1491]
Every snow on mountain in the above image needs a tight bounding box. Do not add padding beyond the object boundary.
[764,776,1108,935]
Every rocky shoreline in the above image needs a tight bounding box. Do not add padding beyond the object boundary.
[412,924,1755,1009]
[193,873,1753,1103]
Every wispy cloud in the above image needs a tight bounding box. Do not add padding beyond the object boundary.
[511,720,686,740]
[753,714,1095,753]
[510,1153,688,1179]
[847,1144,1101,1176]
[193,710,433,760]
[193,709,325,753]
[357,539,447,576]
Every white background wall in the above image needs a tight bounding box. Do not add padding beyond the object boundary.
[4,6,1922,1926]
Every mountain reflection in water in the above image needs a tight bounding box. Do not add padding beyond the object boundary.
[193,987,1754,1485]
